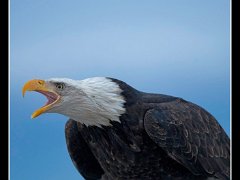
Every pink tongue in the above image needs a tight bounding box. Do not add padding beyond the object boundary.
[36,90,58,106]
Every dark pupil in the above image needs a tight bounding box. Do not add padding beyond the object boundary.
[56,83,63,89]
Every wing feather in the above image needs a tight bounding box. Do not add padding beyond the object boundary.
[65,119,104,180]
[144,99,230,179]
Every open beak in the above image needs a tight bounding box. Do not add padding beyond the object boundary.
[22,79,60,118]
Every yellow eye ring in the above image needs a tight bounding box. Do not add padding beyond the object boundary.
[55,83,64,90]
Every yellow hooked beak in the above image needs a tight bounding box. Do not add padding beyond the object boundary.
[22,79,60,118]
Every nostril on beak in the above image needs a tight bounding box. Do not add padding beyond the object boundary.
[38,80,43,85]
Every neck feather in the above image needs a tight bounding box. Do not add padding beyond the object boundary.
[62,77,126,127]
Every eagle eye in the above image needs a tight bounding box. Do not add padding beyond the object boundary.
[55,83,65,90]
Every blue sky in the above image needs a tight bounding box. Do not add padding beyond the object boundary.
[10,0,230,180]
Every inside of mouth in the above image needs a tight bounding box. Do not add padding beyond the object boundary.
[36,90,58,106]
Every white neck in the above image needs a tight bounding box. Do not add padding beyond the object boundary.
[50,77,126,127]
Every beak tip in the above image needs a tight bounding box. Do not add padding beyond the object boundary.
[22,86,28,98]
[31,112,38,119]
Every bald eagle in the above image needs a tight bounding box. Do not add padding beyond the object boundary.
[22,77,230,180]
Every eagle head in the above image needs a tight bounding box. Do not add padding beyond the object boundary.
[22,77,126,127]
